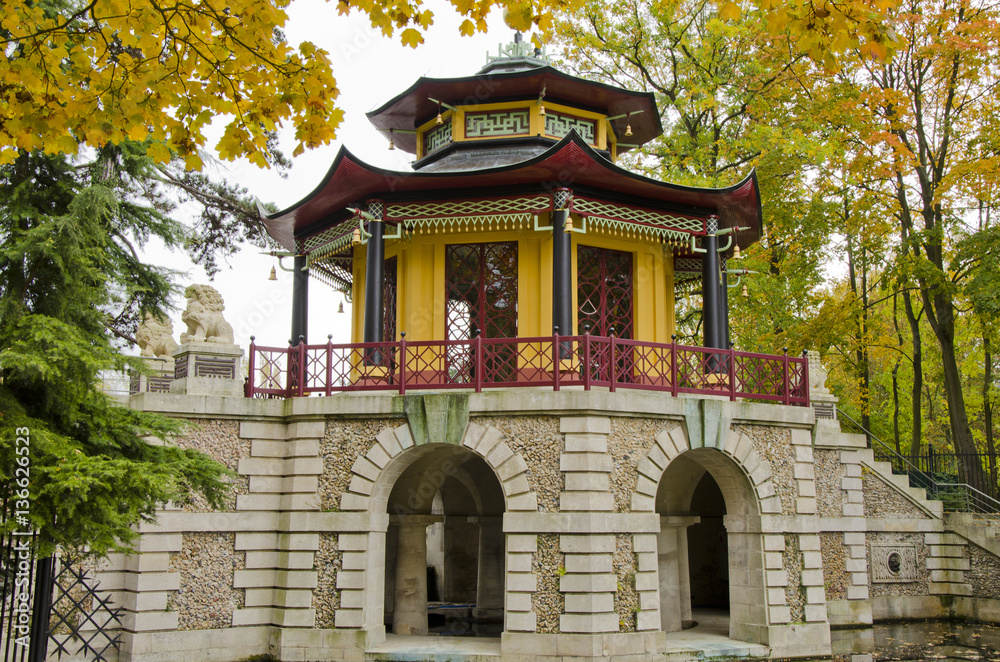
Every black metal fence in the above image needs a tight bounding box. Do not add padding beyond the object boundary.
[1,499,122,662]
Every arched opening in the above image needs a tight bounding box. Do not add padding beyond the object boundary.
[382,444,505,637]
[687,473,728,610]
[655,448,765,644]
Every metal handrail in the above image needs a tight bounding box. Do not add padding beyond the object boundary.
[836,409,1000,514]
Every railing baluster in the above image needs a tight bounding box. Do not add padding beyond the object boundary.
[802,349,810,407]
[247,336,256,398]
[552,327,560,392]
[474,331,483,394]
[285,339,294,398]
[670,335,677,398]
[297,339,306,398]
[399,333,407,395]
[782,347,789,406]
[326,335,333,396]
[583,326,591,391]
[609,332,617,393]
[728,343,736,401]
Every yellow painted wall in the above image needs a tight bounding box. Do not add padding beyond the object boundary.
[350,220,676,344]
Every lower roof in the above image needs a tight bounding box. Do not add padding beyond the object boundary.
[260,133,762,254]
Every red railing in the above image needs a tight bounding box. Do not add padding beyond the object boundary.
[245,332,809,406]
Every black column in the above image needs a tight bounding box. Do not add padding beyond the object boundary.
[363,217,385,364]
[291,254,308,345]
[720,258,731,348]
[702,232,723,351]
[552,208,573,339]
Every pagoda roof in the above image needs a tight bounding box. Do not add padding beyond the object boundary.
[365,66,663,154]
[261,133,762,254]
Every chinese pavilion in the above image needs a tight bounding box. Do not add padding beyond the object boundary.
[258,36,765,382]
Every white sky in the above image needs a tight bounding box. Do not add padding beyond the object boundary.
[152,1,514,349]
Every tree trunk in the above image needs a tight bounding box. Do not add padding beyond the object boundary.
[892,360,902,455]
[845,228,871,436]
[924,287,985,490]
[903,286,923,462]
[985,333,997,498]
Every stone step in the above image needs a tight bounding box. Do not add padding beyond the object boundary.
[859,453,942,518]
[366,635,501,661]
[944,513,1000,557]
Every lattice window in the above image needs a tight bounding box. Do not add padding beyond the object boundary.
[446,243,518,340]
[423,122,452,154]
[446,243,518,382]
[383,257,397,342]
[578,246,633,338]
[465,110,530,138]
[545,111,596,144]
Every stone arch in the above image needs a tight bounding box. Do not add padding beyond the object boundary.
[628,424,780,515]
[630,423,776,646]
[331,421,538,639]
[339,421,539,514]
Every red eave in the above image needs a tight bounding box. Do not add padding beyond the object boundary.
[261,134,762,253]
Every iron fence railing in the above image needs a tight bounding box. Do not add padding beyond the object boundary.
[837,409,1000,514]
[245,332,810,406]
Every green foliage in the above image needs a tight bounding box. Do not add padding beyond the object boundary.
[0,149,230,556]
[554,0,1000,488]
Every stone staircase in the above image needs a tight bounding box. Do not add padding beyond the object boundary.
[857,448,944,519]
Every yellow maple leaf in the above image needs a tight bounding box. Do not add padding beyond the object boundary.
[718,1,741,21]
[400,28,424,48]
[146,141,172,163]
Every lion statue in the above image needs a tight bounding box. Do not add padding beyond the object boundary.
[807,349,829,392]
[180,284,235,345]
[136,312,179,358]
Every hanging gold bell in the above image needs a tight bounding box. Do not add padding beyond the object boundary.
[268,266,277,281]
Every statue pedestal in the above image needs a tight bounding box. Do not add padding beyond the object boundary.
[170,342,244,397]
[806,350,838,420]
[131,357,175,395]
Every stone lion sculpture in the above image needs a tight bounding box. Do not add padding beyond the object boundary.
[136,313,179,358]
[180,284,235,345]
[807,349,829,392]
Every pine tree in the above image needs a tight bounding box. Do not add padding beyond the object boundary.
[0,147,230,556]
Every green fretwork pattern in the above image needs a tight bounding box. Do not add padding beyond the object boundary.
[545,112,596,144]
[386,195,551,220]
[404,213,534,233]
[423,122,452,154]
[673,257,703,283]
[302,225,355,258]
[465,109,530,137]
[572,196,705,234]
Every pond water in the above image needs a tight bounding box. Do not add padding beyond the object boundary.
[833,621,1000,662]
